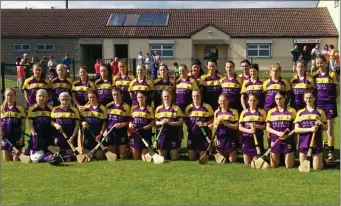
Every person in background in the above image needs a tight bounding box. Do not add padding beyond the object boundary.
[137,51,145,65]
[94,59,102,79]
[173,62,179,80]
[311,44,321,73]
[16,58,25,90]
[328,44,336,71]
[48,68,57,81]
[335,50,340,73]
[151,60,160,80]
[48,56,57,71]
[300,45,311,65]
[110,57,119,76]
[239,59,251,81]
[145,53,151,76]
[23,53,30,65]
[40,56,49,77]
[62,53,72,77]
[290,44,300,73]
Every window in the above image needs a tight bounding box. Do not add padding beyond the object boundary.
[12,44,31,52]
[247,44,271,57]
[335,0,339,7]
[107,13,169,27]
[150,44,174,57]
[35,44,55,51]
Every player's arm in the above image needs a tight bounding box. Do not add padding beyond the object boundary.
[294,123,318,133]
[224,121,238,130]
[241,94,247,110]
[266,122,282,137]
[239,124,254,134]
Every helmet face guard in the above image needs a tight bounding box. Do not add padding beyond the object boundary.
[48,153,64,166]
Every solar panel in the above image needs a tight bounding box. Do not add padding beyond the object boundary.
[107,14,126,26]
[152,14,169,26]
[124,14,140,26]
[137,14,154,26]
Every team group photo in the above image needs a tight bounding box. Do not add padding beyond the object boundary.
[1,1,340,205]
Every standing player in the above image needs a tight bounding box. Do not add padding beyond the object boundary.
[263,63,291,112]
[240,64,264,110]
[221,61,243,112]
[79,90,106,160]
[129,64,154,106]
[113,59,135,105]
[155,89,183,160]
[294,89,327,170]
[51,64,73,106]
[0,88,26,161]
[313,54,339,162]
[290,60,315,111]
[185,90,214,161]
[72,66,95,110]
[153,64,175,108]
[51,92,80,159]
[213,94,239,163]
[266,91,296,168]
[27,89,53,158]
[239,93,266,164]
[106,87,131,159]
[239,59,251,81]
[129,92,155,160]
[188,60,204,95]
[175,64,199,112]
[22,63,51,107]
[201,59,224,111]
[95,64,113,106]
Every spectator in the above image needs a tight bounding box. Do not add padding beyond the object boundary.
[16,59,26,89]
[62,53,72,77]
[48,55,57,70]
[40,56,49,76]
[110,57,119,76]
[154,51,161,63]
[94,58,101,79]
[311,44,321,73]
[300,45,311,64]
[151,60,160,80]
[173,62,179,79]
[328,44,336,71]
[22,53,30,65]
[145,53,151,74]
[137,51,145,65]
[290,44,300,72]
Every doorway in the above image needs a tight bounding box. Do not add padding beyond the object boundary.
[81,44,102,73]
[114,44,128,59]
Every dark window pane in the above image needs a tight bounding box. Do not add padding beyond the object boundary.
[163,45,173,49]
[107,14,126,26]
[137,14,154,26]
[247,50,258,57]
[259,50,270,56]
[36,45,45,50]
[259,45,270,49]
[247,45,258,49]
[124,14,140,26]
[22,45,30,50]
[46,45,54,50]
[151,45,161,50]
[13,45,21,50]
[152,14,168,26]
[162,50,173,57]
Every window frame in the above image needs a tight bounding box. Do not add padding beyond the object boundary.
[149,44,174,58]
[35,44,55,52]
[246,44,271,58]
[12,44,31,52]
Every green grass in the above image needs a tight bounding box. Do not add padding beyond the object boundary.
[2,75,340,205]
[5,79,17,88]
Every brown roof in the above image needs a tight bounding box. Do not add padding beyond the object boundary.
[1,8,338,38]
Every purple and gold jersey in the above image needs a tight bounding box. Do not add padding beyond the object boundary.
[266,107,296,141]
[239,108,266,142]
[263,77,291,112]
[128,77,154,106]
[201,73,224,110]
[220,74,243,110]
[175,77,199,111]
[185,103,214,135]
[72,80,95,106]
[113,73,135,105]
[22,76,52,106]
[294,108,326,150]
[188,73,204,88]
[213,107,239,137]
[289,74,314,110]
[131,105,154,130]
[28,104,53,137]
[314,71,338,102]
[153,77,175,108]
[155,104,183,137]
[81,104,107,137]
[51,77,73,106]
[238,73,250,82]
[106,102,130,137]
[95,79,113,106]
[51,106,80,137]
[241,78,264,109]
[1,104,26,137]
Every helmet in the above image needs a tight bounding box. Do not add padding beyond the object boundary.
[30,150,44,163]
[48,153,63,166]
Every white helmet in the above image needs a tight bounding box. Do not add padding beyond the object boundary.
[30,150,44,163]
